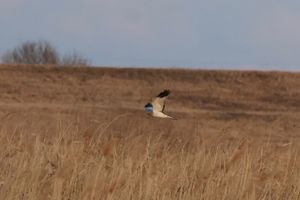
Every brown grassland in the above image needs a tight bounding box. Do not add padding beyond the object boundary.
[0,64,300,199]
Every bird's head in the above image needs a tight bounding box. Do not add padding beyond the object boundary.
[144,103,153,113]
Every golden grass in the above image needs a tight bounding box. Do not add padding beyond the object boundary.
[0,64,300,199]
[1,112,300,200]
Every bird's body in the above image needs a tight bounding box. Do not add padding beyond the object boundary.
[144,89,176,119]
[152,110,174,119]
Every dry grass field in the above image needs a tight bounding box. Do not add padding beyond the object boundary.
[0,64,300,199]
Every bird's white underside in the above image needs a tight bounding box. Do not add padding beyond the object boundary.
[152,110,173,119]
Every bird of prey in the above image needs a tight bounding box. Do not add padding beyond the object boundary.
[144,89,176,119]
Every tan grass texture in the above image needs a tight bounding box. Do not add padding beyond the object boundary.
[0,64,300,199]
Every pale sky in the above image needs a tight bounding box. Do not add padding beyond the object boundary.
[1,0,300,71]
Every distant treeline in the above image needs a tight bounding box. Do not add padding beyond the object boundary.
[1,40,90,66]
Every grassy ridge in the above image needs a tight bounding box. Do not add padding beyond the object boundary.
[0,64,300,199]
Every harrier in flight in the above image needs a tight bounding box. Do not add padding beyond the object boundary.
[144,89,176,119]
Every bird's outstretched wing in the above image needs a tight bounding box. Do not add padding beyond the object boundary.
[152,89,170,112]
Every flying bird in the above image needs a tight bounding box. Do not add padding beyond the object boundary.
[144,89,176,119]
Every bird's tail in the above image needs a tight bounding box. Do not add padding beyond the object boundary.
[165,114,177,120]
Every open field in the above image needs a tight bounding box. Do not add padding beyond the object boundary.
[0,64,300,199]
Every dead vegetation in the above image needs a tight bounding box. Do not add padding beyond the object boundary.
[0,64,300,199]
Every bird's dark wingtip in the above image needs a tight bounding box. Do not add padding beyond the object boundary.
[157,89,170,98]
[144,103,152,108]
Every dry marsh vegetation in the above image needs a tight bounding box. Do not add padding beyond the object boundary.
[0,64,300,199]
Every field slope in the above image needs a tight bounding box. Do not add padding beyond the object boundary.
[0,64,300,199]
